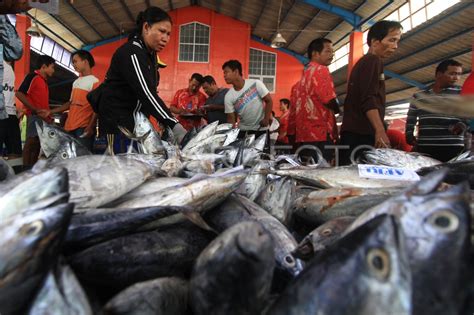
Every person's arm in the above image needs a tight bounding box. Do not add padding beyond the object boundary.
[170,105,185,115]
[312,66,339,114]
[224,93,238,128]
[82,113,98,138]
[204,104,225,111]
[118,46,177,128]
[169,90,188,115]
[0,15,22,62]
[47,101,71,115]
[260,94,273,127]
[325,98,340,114]
[227,113,237,126]
[366,109,390,148]
[405,100,418,145]
[15,91,37,113]
[254,80,272,127]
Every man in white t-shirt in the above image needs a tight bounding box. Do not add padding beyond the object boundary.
[0,60,22,158]
[222,59,273,139]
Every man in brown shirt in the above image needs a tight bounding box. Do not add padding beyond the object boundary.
[339,20,402,165]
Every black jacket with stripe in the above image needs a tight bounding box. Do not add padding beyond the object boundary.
[98,35,177,133]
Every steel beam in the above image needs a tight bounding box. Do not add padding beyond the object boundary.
[235,0,244,20]
[47,13,86,44]
[63,0,104,39]
[253,0,268,29]
[285,8,323,49]
[91,0,121,34]
[119,0,135,23]
[251,35,309,65]
[386,28,473,67]
[299,0,361,27]
[27,13,80,51]
[384,70,427,90]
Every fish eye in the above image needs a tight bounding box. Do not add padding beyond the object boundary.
[367,248,390,281]
[285,254,296,267]
[48,130,56,138]
[427,210,459,233]
[61,152,68,159]
[20,220,44,236]
[321,228,332,236]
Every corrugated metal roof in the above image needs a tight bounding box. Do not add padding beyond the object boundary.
[332,1,472,104]
[26,0,472,104]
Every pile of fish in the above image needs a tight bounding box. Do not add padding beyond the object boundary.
[0,115,473,315]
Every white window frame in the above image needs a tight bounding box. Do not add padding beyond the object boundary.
[30,36,76,74]
[178,22,210,63]
[249,48,277,93]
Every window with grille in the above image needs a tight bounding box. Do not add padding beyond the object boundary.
[249,48,276,93]
[179,22,210,63]
[29,36,75,73]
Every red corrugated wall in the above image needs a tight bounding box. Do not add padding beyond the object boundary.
[89,6,304,116]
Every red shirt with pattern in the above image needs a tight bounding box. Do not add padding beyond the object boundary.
[170,88,207,130]
[278,110,290,143]
[292,61,338,143]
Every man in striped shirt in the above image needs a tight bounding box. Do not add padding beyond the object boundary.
[405,59,466,162]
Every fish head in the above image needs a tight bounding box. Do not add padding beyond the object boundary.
[235,221,274,262]
[399,182,470,310]
[36,121,65,157]
[293,216,355,260]
[0,203,74,279]
[133,112,151,137]
[53,142,77,162]
[333,215,411,314]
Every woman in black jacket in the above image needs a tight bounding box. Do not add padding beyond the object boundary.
[98,6,187,148]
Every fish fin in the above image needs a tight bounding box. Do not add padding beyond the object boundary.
[23,193,71,212]
[182,212,217,234]
[411,168,448,195]
[118,125,135,139]
[32,159,48,173]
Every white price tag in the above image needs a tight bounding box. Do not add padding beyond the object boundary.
[358,164,420,182]
[29,0,59,14]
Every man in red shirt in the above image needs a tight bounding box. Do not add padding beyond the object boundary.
[277,98,290,144]
[291,38,339,163]
[169,73,207,131]
[16,55,55,168]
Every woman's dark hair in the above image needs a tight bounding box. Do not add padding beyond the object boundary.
[130,6,172,39]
